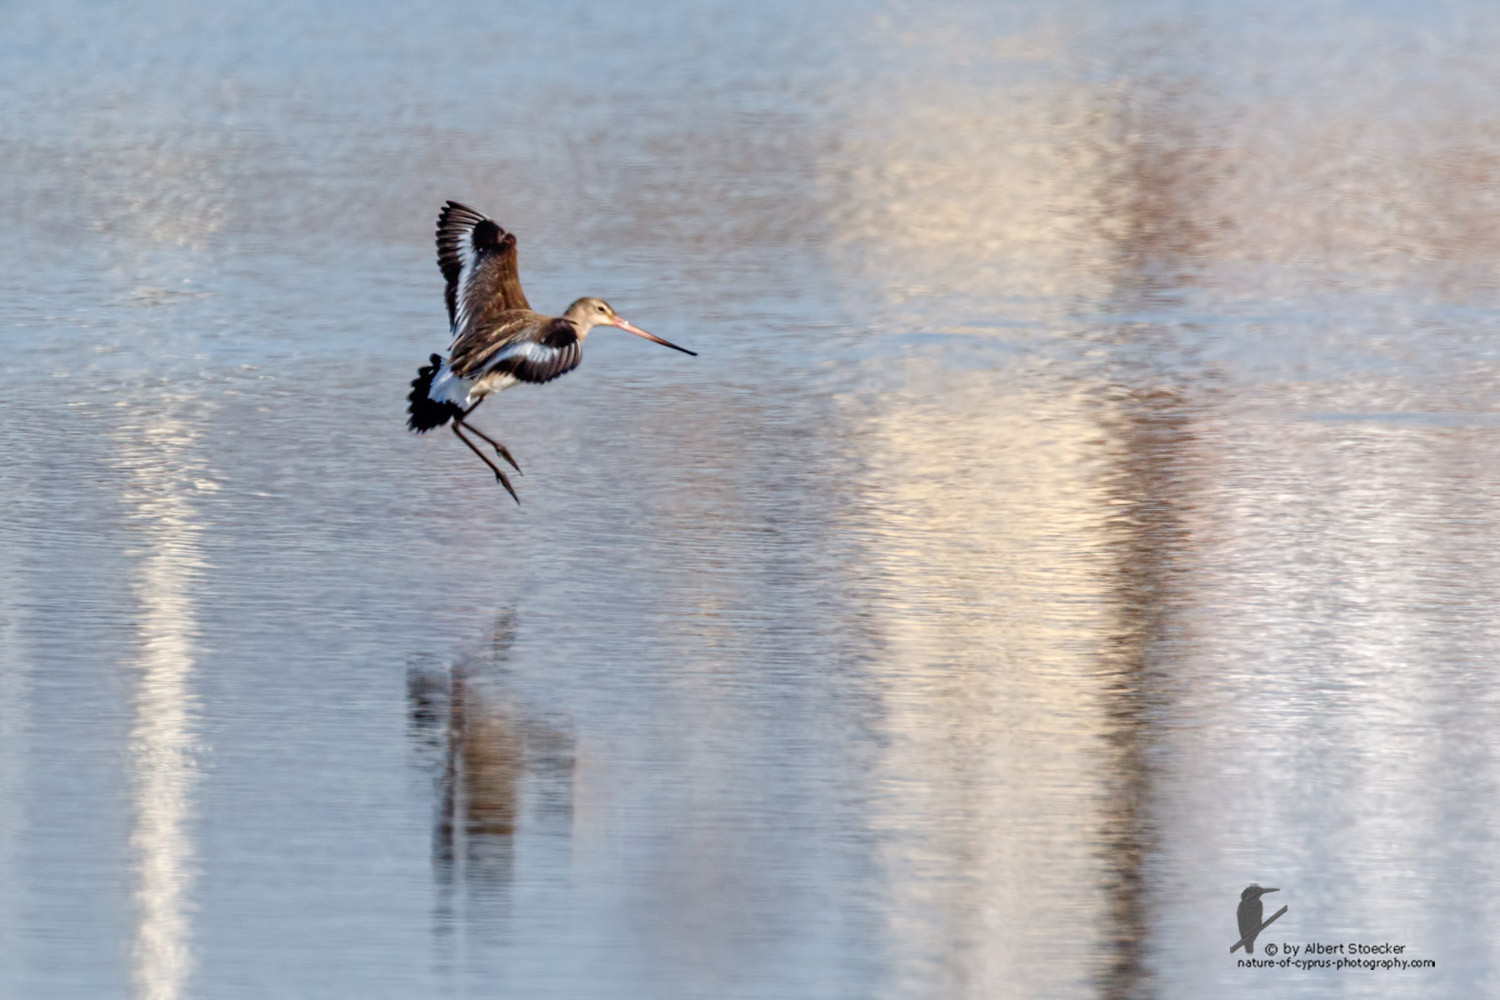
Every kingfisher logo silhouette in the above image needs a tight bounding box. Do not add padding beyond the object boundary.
[1231,885,1287,954]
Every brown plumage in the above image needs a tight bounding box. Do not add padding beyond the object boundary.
[445,312,581,384]
[436,201,530,327]
[407,201,696,503]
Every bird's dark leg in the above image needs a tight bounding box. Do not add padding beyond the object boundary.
[458,420,522,474]
[452,424,519,504]
[457,401,521,474]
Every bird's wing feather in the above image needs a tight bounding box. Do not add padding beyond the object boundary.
[485,320,583,384]
[436,201,531,335]
[447,311,535,376]
[448,315,582,384]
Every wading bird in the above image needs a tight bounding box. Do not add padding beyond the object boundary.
[407,201,696,502]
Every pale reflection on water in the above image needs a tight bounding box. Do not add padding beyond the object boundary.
[115,407,206,1000]
[4,0,1500,997]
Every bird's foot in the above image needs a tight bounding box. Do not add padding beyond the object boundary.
[491,443,522,474]
[494,469,520,504]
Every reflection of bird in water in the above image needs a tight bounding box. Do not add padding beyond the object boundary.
[1237,884,1279,953]
[407,661,521,884]
[406,614,574,892]
[406,201,697,502]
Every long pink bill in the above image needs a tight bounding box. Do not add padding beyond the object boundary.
[611,318,697,356]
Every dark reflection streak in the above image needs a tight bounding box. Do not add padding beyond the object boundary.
[1088,39,1216,1000]
[1093,387,1197,1000]
[1091,31,1221,304]
[406,661,462,936]
[434,668,461,874]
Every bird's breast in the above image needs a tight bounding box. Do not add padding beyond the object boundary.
[472,371,520,397]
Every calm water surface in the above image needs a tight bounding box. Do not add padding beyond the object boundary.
[5,1,1500,997]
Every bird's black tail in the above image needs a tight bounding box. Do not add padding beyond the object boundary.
[407,353,463,432]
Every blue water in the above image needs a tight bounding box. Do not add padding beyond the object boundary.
[4,0,1500,997]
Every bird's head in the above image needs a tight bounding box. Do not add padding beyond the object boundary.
[1241,884,1279,901]
[562,297,696,355]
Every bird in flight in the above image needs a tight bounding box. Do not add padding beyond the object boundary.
[407,201,696,502]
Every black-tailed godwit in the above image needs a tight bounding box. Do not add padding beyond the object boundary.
[407,201,695,501]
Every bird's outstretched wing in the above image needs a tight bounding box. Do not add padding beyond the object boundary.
[449,316,583,385]
[436,201,531,336]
